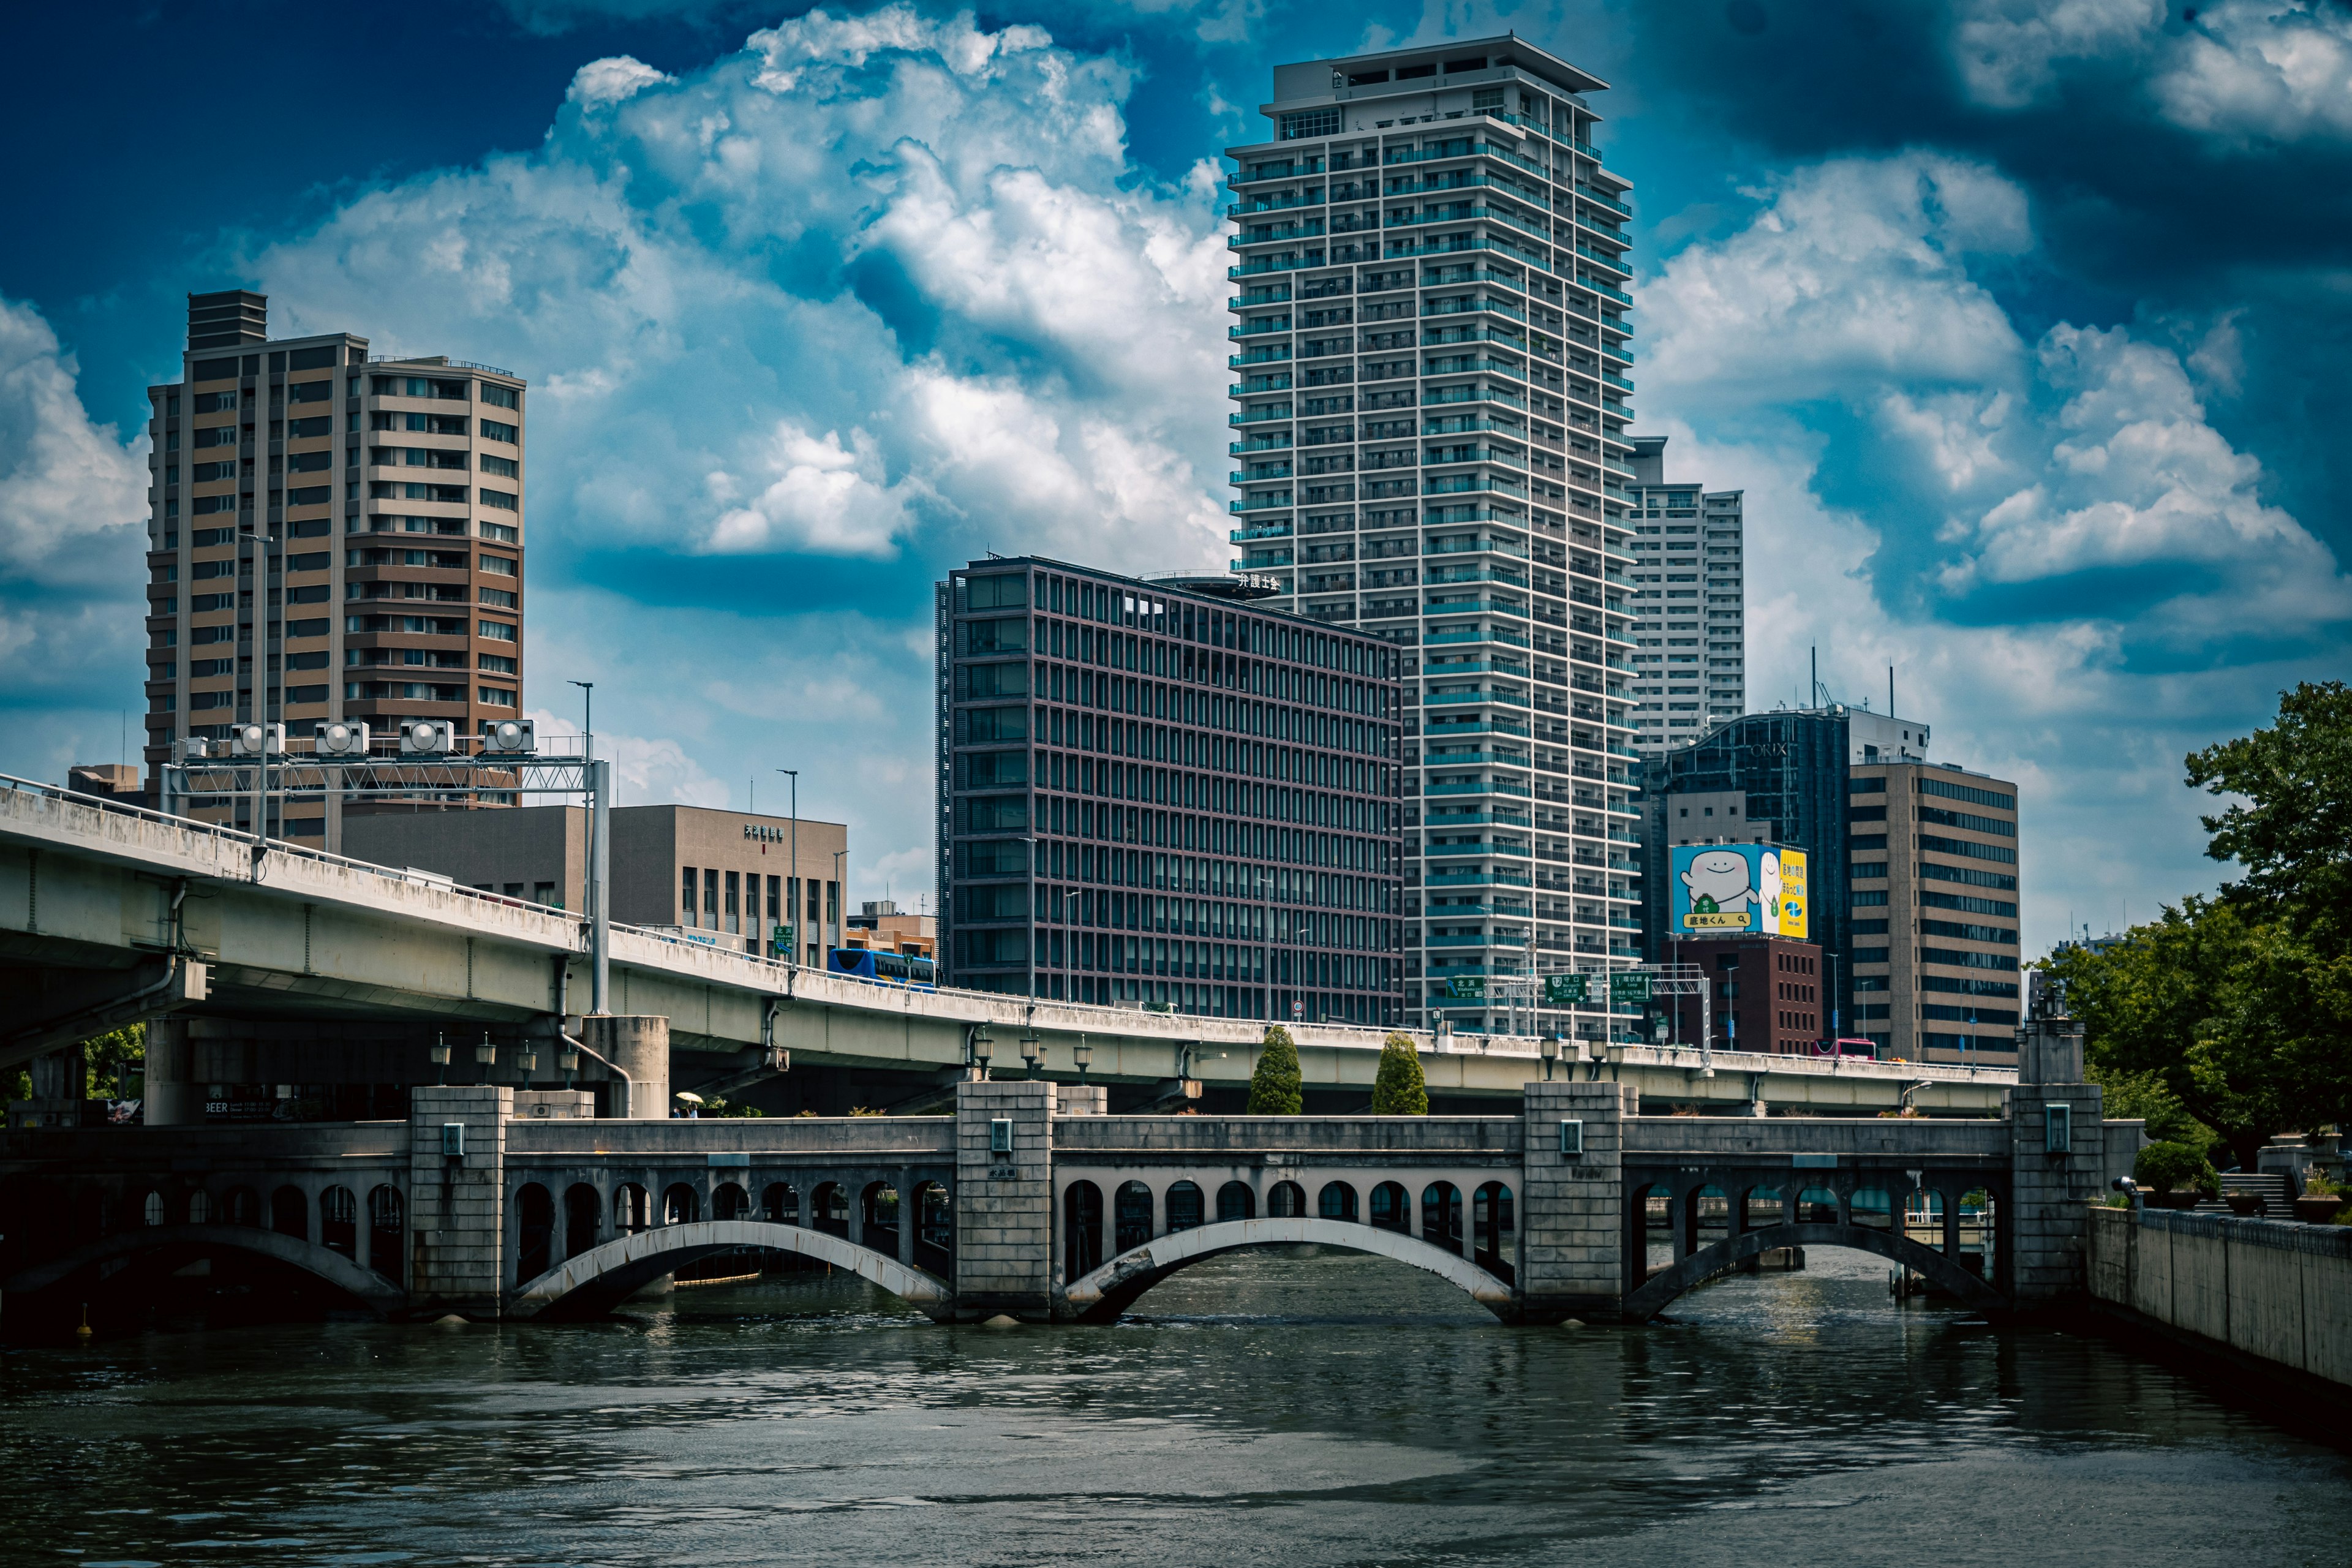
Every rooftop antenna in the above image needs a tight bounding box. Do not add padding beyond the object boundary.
[1890,665,1896,718]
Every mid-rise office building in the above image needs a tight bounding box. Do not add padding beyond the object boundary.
[143,290,527,842]
[1640,704,1937,1045]
[1847,758,2022,1063]
[343,804,848,962]
[1221,36,1644,1039]
[1624,435,1743,752]
[936,558,1406,1023]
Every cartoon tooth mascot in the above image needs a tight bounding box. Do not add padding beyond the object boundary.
[1758,850,1783,925]
[1681,850,1757,921]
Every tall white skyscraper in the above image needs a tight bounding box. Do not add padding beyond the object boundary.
[1224,36,1643,1042]
[1624,435,1744,754]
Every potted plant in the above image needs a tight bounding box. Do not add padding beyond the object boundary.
[2294,1167,2345,1224]
[2225,1189,2265,1216]
[2135,1140,2220,1210]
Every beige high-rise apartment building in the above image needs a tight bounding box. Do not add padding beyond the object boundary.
[1846,759,2022,1065]
[1223,37,1643,1040]
[142,290,527,842]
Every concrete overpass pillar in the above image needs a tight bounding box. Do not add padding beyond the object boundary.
[954,1079,1055,1322]
[1517,1080,1636,1323]
[145,1016,198,1126]
[585,1016,669,1120]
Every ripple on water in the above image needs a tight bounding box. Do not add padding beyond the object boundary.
[1,1247,2346,1566]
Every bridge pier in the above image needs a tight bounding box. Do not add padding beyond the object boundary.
[583,1016,668,1120]
[954,1079,1055,1322]
[1516,1082,1635,1323]
[145,1017,198,1127]
[408,1085,511,1317]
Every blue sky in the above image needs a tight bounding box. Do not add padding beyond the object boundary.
[4,0,2348,951]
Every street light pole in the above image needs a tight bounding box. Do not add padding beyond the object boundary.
[778,769,799,964]
[831,847,848,960]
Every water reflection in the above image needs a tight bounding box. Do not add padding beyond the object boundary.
[1,1247,2344,1566]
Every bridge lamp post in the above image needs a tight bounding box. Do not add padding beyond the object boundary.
[970,1024,994,1082]
[1019,1027,1042,1079]
[430,1031,451,1085]
[1073,1035,1093,1086]
[475,1031,496,1085]
[1539,1033,1560,1081]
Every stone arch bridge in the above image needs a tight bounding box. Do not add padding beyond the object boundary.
[3,1058,2126,1329]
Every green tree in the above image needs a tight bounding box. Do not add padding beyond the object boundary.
[1371,1031,1428,1115]
[2048,682,2352,1167]
[1246,1025,1303,1115]
[2186,679,2352,953]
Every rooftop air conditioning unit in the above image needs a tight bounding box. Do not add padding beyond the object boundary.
[314,720,371,758]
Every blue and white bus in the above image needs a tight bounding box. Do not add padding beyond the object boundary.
[829,948,938,990]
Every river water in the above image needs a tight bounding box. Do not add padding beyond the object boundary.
[3,1248,2345,1567]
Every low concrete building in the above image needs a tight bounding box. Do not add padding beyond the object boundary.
[342,804,847,960]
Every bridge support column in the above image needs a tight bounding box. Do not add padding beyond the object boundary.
[145,1016,198,1126]
[954,1079,1054,1322]
[408,1085,512,1317]
[1518,1080,1636,1323]
[2007,1000,2102,1310]
[584,1016,668,1120]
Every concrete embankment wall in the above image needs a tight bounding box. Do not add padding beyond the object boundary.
[2086,1205,2352,1393]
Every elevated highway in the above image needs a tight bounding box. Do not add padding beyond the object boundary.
[0,774,2013,1114]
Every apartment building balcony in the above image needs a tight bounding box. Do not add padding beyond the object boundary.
[1230,374,1293,394]
[1423,296,1527,325]
[1425,780,1534,800]
[1226,193,1325,218]
[1229,522,1294,543]
[1227,318,1292,339]
[1229,405,1294,424]
[1228,255,1325,279]
[1228,221,1327,251]
[1228,347,1293,369]
[1229,492,1293,513]
[1425,869,1534,888]
[1425,625,1530,647]
[1229,435,1292,455]
[1425,688,1532,709]
[1425,932,1528,949]
[1576,277,1636,307]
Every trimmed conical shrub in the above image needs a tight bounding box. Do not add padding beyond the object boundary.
[1371,1031,1428,1115]
[1247,1023,1303,1115]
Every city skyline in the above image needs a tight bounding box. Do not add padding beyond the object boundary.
[2,1,2346,961]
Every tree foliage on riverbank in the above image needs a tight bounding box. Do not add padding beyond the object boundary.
[2048,682,2352,1167]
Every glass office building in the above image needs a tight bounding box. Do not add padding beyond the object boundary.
[937,557,1406,1023]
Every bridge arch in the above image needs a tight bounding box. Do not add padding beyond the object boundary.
[511,1219,950,1322]
[1623,1221,2008,1322]
[1061,1216,1519,1324]
[2,1223,408,1318]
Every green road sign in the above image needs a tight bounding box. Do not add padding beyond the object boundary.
[1446,975,1487,1000]
[1610,973,1653,1006]
[1544,973,1589,1005]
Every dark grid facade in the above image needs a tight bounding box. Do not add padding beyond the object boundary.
[938,559,1407,1023]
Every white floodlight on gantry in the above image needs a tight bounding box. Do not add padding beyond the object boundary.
[398,718,456,756]
[481,718,537,755]
[229,722,285,758]
[314,720,371,758]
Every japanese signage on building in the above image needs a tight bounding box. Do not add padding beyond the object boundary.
[1669,844,1809,938]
